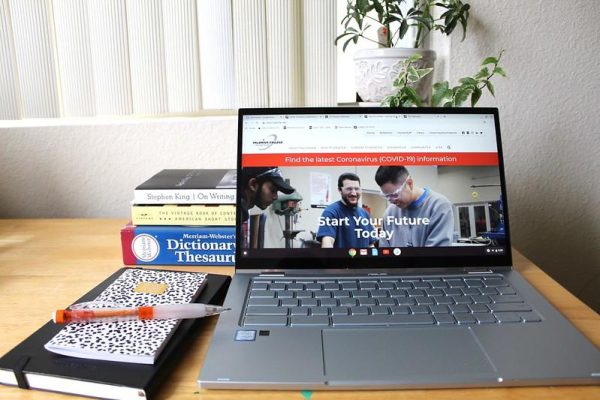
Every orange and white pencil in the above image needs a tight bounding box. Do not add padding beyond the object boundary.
[53,303,230,324]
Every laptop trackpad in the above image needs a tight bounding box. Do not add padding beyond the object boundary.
[322,328,496,386]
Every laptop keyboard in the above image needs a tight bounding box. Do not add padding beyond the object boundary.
[242,275,541,327]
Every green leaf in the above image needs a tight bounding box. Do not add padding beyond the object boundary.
[399,20,409,39]
[432,83,451,106]
[404,86,422,107]
[417,67,433,79]
[470,87,482,107]
[474,67,490,79]
[459,77,477,86]
[407,53,422,63]
[486,81,496,97]
[481,57,498,66]
[493,66,507,77]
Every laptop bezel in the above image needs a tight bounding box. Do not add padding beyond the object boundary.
[235,107,512,271]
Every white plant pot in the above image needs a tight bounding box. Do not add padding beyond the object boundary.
[354,48,436,104]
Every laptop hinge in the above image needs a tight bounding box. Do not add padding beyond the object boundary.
[258,272,285,277]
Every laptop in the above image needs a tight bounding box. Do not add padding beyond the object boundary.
[199,107,600,389]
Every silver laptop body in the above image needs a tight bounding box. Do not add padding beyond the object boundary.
[199,107,600,389]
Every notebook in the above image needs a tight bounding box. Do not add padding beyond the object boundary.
[0,268,231,400]
[199,107,600,390]
[45,268,207,364]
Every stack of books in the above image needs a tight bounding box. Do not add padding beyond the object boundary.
[121,169,237,266]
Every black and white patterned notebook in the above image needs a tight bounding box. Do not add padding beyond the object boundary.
[44,269,207,364]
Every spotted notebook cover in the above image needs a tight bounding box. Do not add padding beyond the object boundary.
[45,269,207,364]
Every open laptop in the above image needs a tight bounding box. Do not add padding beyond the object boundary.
[199,107,600,389]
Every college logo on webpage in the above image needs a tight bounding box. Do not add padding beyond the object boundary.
[253,134,283,150]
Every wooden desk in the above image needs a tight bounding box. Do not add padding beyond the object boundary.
[0,219,598,399]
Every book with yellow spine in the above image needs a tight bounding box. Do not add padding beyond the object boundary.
[131,204,236,226]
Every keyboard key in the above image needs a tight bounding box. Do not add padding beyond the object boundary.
[465,279,484,288]
[444,288,462,296]
[290,307,310,316]
[377,297,397,306]
[413,281,431,289]
[484,279,508,287]
[351,290,370,298]
[305,283,322,291]
[489,303,532,313]
[370,306,390,315]
[433,296,454,305]
[324,283,340,290]
[390,306,411,315]
[330,307,349,316]
[359,282,377,290]
[301,298,318,307]
[434,314,456,325]
[350,306,370,315]
[332,290,351,298]
[244,316,288,326]
[469,304,490,313]
[449,304,470,314]
[370,290,388,298]
[247,298,279,307]
[396,282,414,289]
[473,313,497,324]
[251,282,268,290]
[389,289,407,297]
[358,298,377,307]
[490,295,524,303]
[414,296,434,305]
[455,314,477,324]
[280,298,299,307]
[480,287,499,295]
[340,282,358,290]
[429,305,450,314]
[430,281,449,289]
[471,295,492,304]
[269,283,286,291]
[452,295,473,305]
[245,306,289,316]
[446,279,466,288]
[377,282,395,290]
[319,298,338,307]
[313,290,332,298]
[290,316,330,326]
[250,290,276,298]
[462,288,481,296]
[425,289,444,296]
[519,312,542,323]
[339,298,358,307]
[410,305,430,314]
[497,287,517,295]
[396,298,417,306]
[287,283,304,291]
[407,289,426,297]
[493,312,521,323]
[309,307,329,316]
[276,291,294,299]
[295,291,313,299]
[332,314,435,326]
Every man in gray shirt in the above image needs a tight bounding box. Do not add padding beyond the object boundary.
[375,166,454,247]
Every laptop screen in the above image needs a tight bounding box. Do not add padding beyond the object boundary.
[236,108,511,270]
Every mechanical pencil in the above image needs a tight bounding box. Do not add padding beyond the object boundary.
[53,303,230,324]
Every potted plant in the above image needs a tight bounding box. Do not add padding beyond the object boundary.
[383,51,506,107]
[336,0,471,103]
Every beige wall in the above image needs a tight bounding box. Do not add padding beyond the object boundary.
[448,0,600,311]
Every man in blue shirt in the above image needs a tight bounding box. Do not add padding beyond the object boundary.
[317,172,376,248]
[375,166,454,247]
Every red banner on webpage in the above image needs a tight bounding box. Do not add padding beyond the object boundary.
[242,152,499,167]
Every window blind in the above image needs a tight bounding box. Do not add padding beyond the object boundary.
[0,0,337,120]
